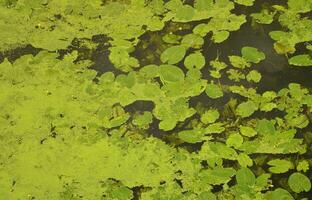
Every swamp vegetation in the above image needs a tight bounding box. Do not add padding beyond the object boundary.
[0,0,312,199]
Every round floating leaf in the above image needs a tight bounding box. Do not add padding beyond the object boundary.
[200,109,220,124]
[297,160,309,172]
[251,9,274,24]
[265,189,294,200]
[239,125,257,137]
[268,159,293,174]
[139,64,159,78]
[205,83,223,99]
[160,45,186,64]
[178,129,205,143]
[288,172,311,193]
[238,153,253,167]
[241,46,266,63]
[246,70,261,83]
[181,34,204,49]
[236,101,258,118]
[288,54,312,66]
[159,64,185,83]
[132,111,153,129]
[175,5,195,21]
[226,133,243,149]
[212,31,230,43]
[184,52,206,69]
[234,0,255,6]
[236,168,256,186]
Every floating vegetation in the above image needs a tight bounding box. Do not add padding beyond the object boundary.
[0,0,312,199]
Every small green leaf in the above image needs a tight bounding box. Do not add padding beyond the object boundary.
[200,167,236,185]
[236,168,256,186]
[184,52,206,69]
[234,0,255,6]
[178,129,205,143]
[265,189,294,200]
[160,45,186,64]
[226,133,243,149]
[175,5,195,20]
[159,64,185,83]
[212,31,230,43]
[246,70,261,83]
[297,160,309,172]
[289,54,312,66]
[236,101,258,118]
[200,109,220,124]
[241,46,266,63]
[181,34,204,49]
[251,9,275,24]
[132,111,153,129]
[239,126,257,137]
[229,55,251,69]
[237,153,253,167]
[267,159,293,174]
[288,172,311,193]
[205,83,223,99]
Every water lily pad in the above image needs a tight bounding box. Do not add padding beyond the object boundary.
[288,172,311,193]
[212,31,230,43]
[267,159,293,174]
[239,126,257,137]
[160,45,186,64]
[241,46,266,63]
[159,64,184,83]
[181,34,204,49]
[288,54,312,66]
[246,70,261,83]
[184,52,206,69]
[236,100,258,118]
[234,0,255,6]
[200,109,220,124]
[205,83,223,99]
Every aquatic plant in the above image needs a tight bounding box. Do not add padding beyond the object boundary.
[0,0,312,199]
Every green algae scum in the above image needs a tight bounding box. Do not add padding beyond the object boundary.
[1,0,312,199]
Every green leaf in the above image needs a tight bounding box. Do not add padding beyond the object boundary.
[132,111,153,129]
[200,109,220,124]
[200,167,236,185]
[239,126,257,137]
[160,45,186,64]
[175,5,195,21]
[181,34,204,49]
[288,172,311,193]
[184,52,206,69]
[265,188,294,200]
[212,31,230,43]
[229,55,251,69]
[205,83,223,99]
[267,159,293,174]
[297,160,309,172]
[159,64,185,83]
[289,54,312,66]
[237,153,253,167]
[236,101,258,118]
[236,168,256,186]
[194,0,214,11]
[226,133,244,149]
[234,0,255,6]
[246,70,261,83]
[241,46,266,63]
[250,9,275,24]
[256,119,276,135]
[178,129,206,143]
